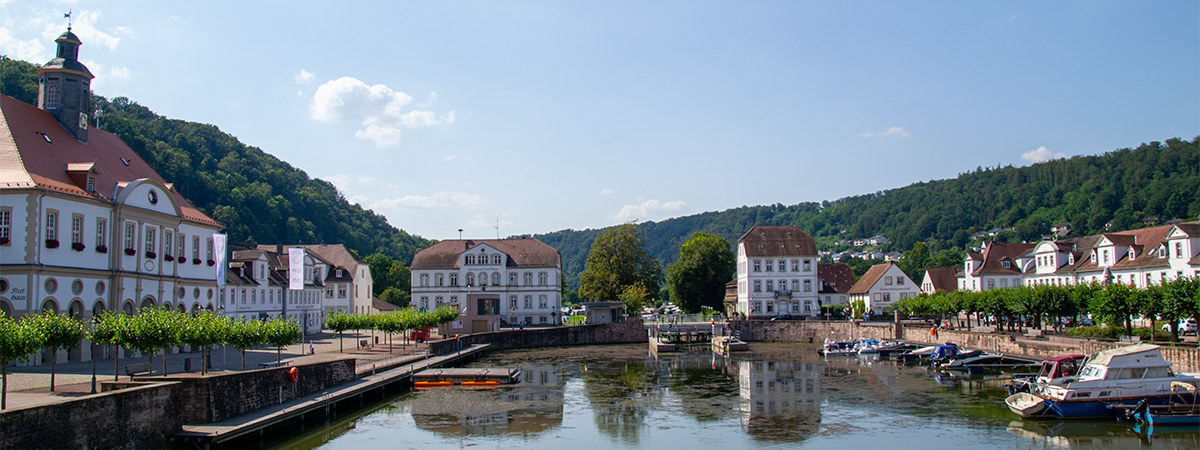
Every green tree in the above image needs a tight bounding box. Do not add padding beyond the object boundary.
[179,312,229,375]
[365,253,412,298]
[1,313,41,409]
[579,222,663,304]
[227,319,266,371]
[618,282,652,319]
[326,312,354,353]
[91,311,128,381]
[667,232,735,314]
[263,318,301,365]
[1091,283,1142,337]
[27,311,87,391]
[380,287,411,308]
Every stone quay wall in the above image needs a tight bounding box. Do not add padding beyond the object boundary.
[428,320,649,355]
[146,356,357,423]
[726,320,1200,372]
[0,382,182,450]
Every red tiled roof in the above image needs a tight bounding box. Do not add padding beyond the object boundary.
[972,243,1036,276]
[738,225,817,257]
[818,263,854,294]
[411,238,559,269]
[0,95,220,227]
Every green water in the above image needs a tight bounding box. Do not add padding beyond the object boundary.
[261,343,1199,449]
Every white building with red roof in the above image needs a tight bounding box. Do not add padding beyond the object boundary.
[734,226,820,318]
[848,262,920,315]
[410,238,561,333]
[0,29,223,365]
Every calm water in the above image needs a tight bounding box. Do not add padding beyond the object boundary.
[264,343,1199,450]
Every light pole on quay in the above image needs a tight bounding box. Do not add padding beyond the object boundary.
[90,315,99,394]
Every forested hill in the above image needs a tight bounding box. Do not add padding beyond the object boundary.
[537,137,1200,287]
[1,57,434,263]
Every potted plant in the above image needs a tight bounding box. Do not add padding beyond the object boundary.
[124,248,137,256]
[71,242,86,251]
[164,254,174,262]
[95,245,108,253]
[45,239,59,249]
[207,259,216,266]
[192,258,201,265]
[145,251,157,259]
[0,237,10,245]
[178,257,187,264]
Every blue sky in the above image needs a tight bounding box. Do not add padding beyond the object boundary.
[3,1,1197,241]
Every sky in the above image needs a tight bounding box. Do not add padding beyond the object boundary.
[3,1,1197,241]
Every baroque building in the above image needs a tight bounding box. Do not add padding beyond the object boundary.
[733,226,820,318]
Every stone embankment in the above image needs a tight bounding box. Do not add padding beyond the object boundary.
[727,320,1200,372]
[428,320,648,354]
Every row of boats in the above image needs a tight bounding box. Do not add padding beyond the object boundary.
[819,339,1200,424]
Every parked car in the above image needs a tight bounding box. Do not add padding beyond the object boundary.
[1161,318,1198,335]
[771,314,798,321]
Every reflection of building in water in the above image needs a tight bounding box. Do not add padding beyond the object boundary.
[735,359,822,442]
[581,361,663,446]
[410,363,563,437]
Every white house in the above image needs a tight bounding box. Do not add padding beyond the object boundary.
[1021,223,1200,289]
[734,226,820,318]
[0,29,222,366]
[410,238,561,334]
[847,262,920,315]
[957,242,1035,292]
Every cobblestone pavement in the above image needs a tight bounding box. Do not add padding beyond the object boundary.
[1,329,437,411]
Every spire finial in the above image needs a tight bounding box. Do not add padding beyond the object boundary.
[65,10,72,31]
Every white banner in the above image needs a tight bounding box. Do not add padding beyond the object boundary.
[289,248,304,290]
[213,233,226,286]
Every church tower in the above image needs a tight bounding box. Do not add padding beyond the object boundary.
[37,28,94,142]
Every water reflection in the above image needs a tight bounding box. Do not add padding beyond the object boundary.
[582,360,662,445]
[734,359,821,442]
[410,363,564,437]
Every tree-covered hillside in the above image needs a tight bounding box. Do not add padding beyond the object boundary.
[2,57,433,263]
[538,137,1200,288]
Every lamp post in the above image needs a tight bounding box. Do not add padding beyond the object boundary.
[90,315,99,394]
[218,304,226,369]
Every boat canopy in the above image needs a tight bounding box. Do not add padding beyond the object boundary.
[1087,344,1171,369]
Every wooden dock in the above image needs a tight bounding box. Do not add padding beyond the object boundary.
[172,344,491,448]
[412,367,520,385]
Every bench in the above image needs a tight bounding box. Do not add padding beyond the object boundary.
[259,359,292,369]
[125,362,151,377]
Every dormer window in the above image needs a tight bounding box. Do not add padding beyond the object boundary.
[1002,260,1011,269]
[336,269,343,277]
[85,174,96,192]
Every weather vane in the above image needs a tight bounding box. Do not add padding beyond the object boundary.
[65,10,72,31]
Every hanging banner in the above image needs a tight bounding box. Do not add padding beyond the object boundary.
[213,233,227,286]
[289,248,305,290]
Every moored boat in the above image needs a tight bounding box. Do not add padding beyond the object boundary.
[1004,344,1200,419]
[1006,354,1086,395]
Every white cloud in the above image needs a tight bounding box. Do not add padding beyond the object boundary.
[375,191,489,211]
[600,189,616,195]
[614,199,687,220]
[1020,146,1065,163]
[294,69,314,84]
[354,124,404,148]
[108,66,130,80]
[0,27,46,61]
[310,76,454,147]
[860,126,911,139]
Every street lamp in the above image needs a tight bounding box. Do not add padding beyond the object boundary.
[90,315,99,394]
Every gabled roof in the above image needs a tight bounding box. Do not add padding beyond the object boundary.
[818,263,854,294]
[411,238,560,270]
[278,244,366,273]
[848,262,898,294]
[923,267,958,293]
[972,242,1036,276]
[738,225,817,257]
[373,298,399,312]
[0,95,220,227]
[1173,222,1200,236]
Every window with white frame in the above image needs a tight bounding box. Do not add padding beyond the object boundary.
[766,260,773,272]
[766,280,774,292]
[539,272,547,285]
[465,273,474,286]
[803,260,812,272]
[791,260,799,272]
[509,273,518,286]
[493,273,501,285]
[492,254,501,264]
[524,295,533,309]
[884,276,893,286]
[206,238,213,261]
[338,284,347,298]
[804,280,812,292]
[420,274,429,287]
[465,255,475,265]
[163,230,173,256]
[45,210,58,241]
[539,295,548,308]
[778,260,787,272]
[449,273,458,286]
[0,208,10,243]
[524,273,532,286]
[144,227,156,255]
[436,273,444,286]
[791,280,799,291]
[177,234,185,258]
[192,235,200,259]
[123,223,135,250]
[95,218,106,248]
[71,215,83,244]
[897,277,904,285]
[510,295,518,310]
[753,280,761,292]
[753,260,761,272]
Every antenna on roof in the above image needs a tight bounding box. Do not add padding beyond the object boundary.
[495,218,500,239]
[65,10,72,31]
[458,229,463,239]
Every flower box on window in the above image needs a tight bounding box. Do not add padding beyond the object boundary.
[0,237,9,245]
[145,251,157,259]
[71,242,86,251]
[207,259,216,266]
[96,245,108,254]
[45,239,59,249]
[178,257,187,264]
[192,258,202,265]
[124,248,137,256]
[164,254,174,262]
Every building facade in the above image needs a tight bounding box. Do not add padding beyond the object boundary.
[734,226,820,318]
[410,238,562,333]
[847,262,920,315]
[0,29,222,366]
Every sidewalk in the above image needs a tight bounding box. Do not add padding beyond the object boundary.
[1,329,437,411]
